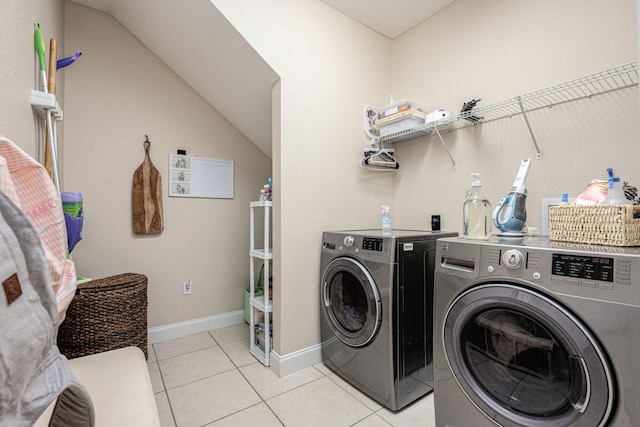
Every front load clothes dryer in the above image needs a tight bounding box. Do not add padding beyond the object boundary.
[433,236,640,427]
[320,229,456,411]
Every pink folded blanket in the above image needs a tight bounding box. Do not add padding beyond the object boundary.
[0,136,76,323]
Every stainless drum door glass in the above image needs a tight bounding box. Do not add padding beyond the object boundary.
[463,308,573,415]
[444,284,614,427]
[321,257,382,347]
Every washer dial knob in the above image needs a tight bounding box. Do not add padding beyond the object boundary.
[343,236,355,247]
[502,249,524,269]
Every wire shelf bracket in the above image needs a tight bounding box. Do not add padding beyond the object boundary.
[434,126,457,170]
[517,96,542,160]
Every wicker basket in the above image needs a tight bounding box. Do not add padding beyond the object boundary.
[57,273,148,359]
[549,204,640,247]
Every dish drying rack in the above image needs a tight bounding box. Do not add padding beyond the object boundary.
[369,61,639,170]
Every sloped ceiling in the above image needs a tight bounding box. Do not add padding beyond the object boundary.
[70,0,453,157]
[70,0,279,157]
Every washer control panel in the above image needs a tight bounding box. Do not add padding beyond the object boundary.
[552,254,614,283]
[482,242,638,301]
[437,237,640,306]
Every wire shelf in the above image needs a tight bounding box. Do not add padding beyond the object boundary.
[381,61,639,143]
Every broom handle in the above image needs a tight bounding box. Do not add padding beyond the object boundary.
[44,38,57,177]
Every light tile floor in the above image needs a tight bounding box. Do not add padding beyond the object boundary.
[148,324,436,427]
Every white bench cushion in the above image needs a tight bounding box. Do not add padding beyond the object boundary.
[36,346,160,426]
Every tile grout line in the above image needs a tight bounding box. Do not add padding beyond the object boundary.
[233,350,286,426]
[259,368,334,426]
[152,329,396,427]
[150,343,179,427]
[155,330,266,426]
[153,334,234,426]
[207,329,284,426]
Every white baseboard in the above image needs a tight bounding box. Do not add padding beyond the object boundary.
[269,342,323,377]
[148,310,323,378]
[148,310,244,344]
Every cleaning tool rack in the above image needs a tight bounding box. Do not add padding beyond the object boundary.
[375,61,639,167]
[31,90,63,121]
[31,90,63,192]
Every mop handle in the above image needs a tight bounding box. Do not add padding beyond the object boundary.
[34,22,60,194]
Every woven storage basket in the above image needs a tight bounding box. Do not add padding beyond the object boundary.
[57,273,148,359]
[549,204,640,247]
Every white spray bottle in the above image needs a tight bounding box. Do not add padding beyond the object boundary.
[381,205,392,232]
[603,168,628,204]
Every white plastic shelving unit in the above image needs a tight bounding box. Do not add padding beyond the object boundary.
[375,61,639,169]
[249,200,272,366]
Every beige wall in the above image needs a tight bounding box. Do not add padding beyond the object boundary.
[3,0,638,368]
[213,0,394,355]
[0,0,65,159]
[62,3,271,328]
[214,0,639,360]
[391,0,639,233]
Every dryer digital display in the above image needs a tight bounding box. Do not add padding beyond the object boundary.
[552,253,614,282]
[362,237,383,252]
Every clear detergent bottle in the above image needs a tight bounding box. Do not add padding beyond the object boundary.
[463,173,492,240]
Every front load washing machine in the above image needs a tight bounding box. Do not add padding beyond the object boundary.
[320,229,457,411]
[433,236,640,426]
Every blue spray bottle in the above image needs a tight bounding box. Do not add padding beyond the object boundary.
[603,168,628,204]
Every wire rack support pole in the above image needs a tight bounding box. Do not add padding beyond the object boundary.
[517,96,543,160]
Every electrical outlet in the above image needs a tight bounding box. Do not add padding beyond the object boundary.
[183,279,192,295]
[431,215,441,231]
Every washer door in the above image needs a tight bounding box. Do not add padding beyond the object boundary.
[321,257,382,347]
[444,284,614,427]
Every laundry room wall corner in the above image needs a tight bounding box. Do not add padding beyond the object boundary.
[213,0,394,361]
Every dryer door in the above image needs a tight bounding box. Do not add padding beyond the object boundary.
[443,284,614,427]
[321,257,382,347]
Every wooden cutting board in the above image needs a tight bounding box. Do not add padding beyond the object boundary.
[132,136,163,234]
